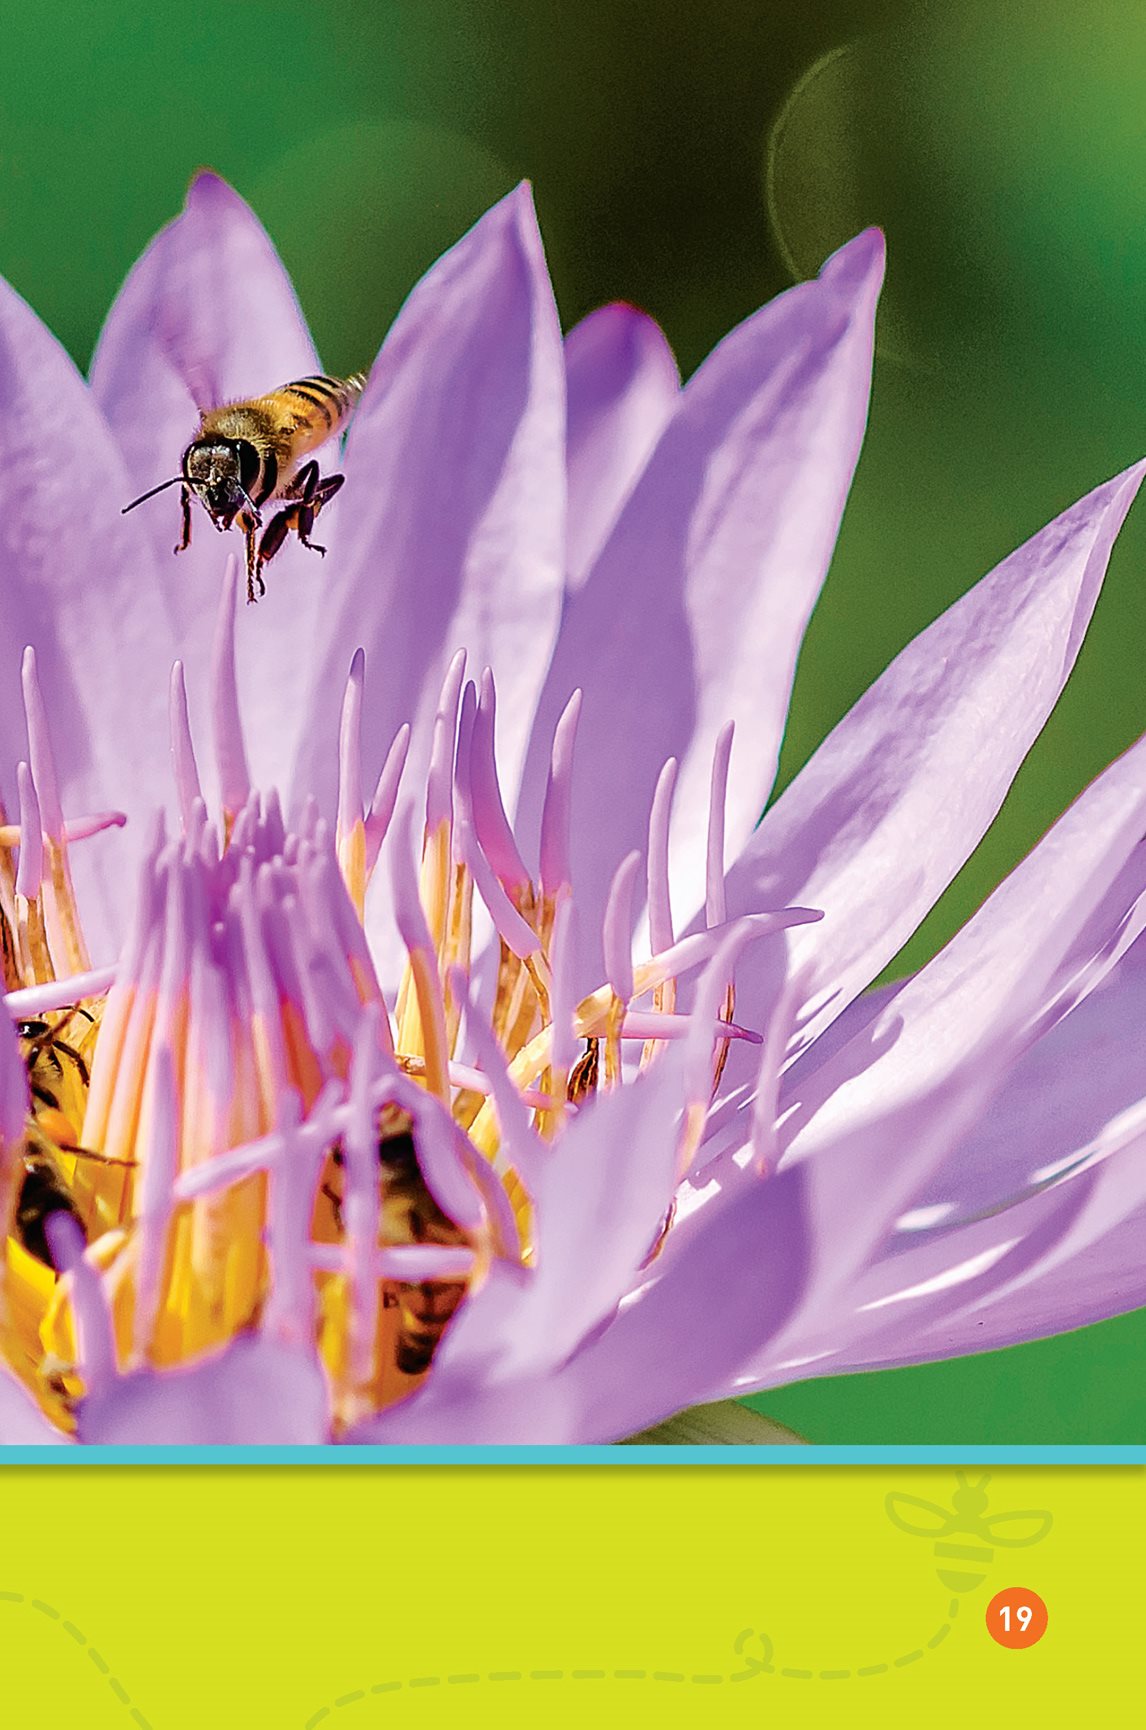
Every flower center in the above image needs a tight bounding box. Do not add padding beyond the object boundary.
[0,564,813,1434]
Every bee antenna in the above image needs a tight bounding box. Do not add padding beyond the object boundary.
[122,476,184,513]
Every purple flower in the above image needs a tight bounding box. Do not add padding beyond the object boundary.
[0,174,1143,1446]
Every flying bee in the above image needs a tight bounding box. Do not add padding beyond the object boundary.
[886,1473,1052,1594]
[14,1012,133,1272]
[322,1103,474,1378]
[122,372,367,604]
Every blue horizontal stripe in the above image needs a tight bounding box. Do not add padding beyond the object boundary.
[0,1445,1143,1466]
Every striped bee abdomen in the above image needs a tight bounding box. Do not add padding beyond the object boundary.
[278,373,365,433]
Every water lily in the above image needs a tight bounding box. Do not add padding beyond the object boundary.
[0,174,1143,1446]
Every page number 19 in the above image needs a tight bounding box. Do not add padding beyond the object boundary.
[986,1587,1048,1648]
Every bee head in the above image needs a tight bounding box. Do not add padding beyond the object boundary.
[183,438,261,528]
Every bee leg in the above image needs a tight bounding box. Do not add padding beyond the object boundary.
[242,518,263,604]
[296,474,345,556]
[174,484,192,556]
[283,459,320,503]
[256,508,293,578]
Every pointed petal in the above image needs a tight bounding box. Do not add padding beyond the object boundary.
[291,184,565,846]
[564,1161,812,1440]
[90,172,328,798]
[726,460,1146,1065]
[520,229,883,989]
[714,729,1146,1391]
[92,170,318,492]
[0,275,182,950]
[0,1367,68,1444]
[76,1336,329,1444]
[564,303,678,589]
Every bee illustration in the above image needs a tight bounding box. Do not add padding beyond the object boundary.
[886,1473,1052,1593]
[323,1103,473,1378]
[14,1013,133,1272]
[122,372,366,603]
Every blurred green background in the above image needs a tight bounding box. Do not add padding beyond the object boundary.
[2,0,1145,1443]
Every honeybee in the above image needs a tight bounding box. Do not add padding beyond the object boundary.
[14,1012,133,1272]
[886,1473,1052,1594]
[122,372,366,603]
[323,1103,473,1377]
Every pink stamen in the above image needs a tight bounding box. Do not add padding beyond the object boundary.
[344,1007,383,1390]
[307,1244,477,1280]
[449,965,541,1185]
[751,967,805,1174]
[263,1092,319,1348]
[210,555,252,820]
[5,965,118,1017]
[620,1010,762,1043]
[335,648,366,856]
[176,1083,343,1202]
[603,850,642,1003]
[20,647,64,843]
[402,1081,517,1254]
[169,660,204,834]
[133,1043,178,1361]
[683,922,765,1114]
[539,688,583,897]
[44,1215,117,1396]
[454,709,539,959]
[549,896,579,1077]
[426,649,467,833]
[234,859,290,1109]
[261,789,286,857]
[14,761,43,900]
[64,811,128,843]
[304,842,388,1022]
[299,794,320,841]
[706,722,734,929]
[471,670,530,891]
[0,811,126,849]
[390,804,451,1100]
[646,756,678,955]
[364,723,411,873]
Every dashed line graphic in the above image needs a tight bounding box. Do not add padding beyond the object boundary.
[299,1601,962,1725]
[0,1590,153,1728]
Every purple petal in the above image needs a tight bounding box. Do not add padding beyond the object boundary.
[520,229,883,991]
[0,1367,69,1445]
[786,728,1146,1176]
[77,1336,329,1444]
[0,273,183,951]
[290,184,565,850]
[715,728,1146,1389]
[727,460,1146,1071]
[564,303,679,590]
[564,1161,812,1439]
[795,1136,1146,1379]
[368,1053,690,1403]
[344,1272,581,1443]
[91,170,318,504]
[893,930,1146,1236]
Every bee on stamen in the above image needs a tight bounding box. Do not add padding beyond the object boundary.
[15,1011,134,1273]
[122,372,366,604]
[322,1103,473,1378]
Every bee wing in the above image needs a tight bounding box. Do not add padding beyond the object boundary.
[984,1511,1054,1547]
[884,1494,956,1537]
[152,290,221,420]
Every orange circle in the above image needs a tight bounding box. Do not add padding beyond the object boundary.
[985,1587,1048,1648]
